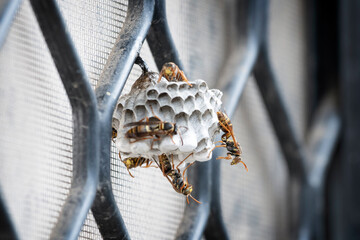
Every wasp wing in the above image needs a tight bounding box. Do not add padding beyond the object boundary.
[123,120,161,128]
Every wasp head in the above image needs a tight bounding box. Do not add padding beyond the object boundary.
[163,122,175,132]
[183,183,193,196]
[161,62,176,79]
[122,158,135,169]
[231,157,248,171]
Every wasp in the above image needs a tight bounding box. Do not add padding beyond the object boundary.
[124,106,184,147]
[112,127,117,142]
[119,153,155,178]
[156,153,201,204]
[157,62,192,87]
[208,111,248,171]
[211,135,248,171]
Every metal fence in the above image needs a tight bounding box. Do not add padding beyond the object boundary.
[0,0,352,239]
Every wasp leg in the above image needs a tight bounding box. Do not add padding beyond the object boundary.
[141,161,156,168]
[157,72,164,83]
[216,153,233,160]
[177,153,194,170]
[182,162,195,177]
[207,144,227,158]
[171,154,175,169]
[179,70,192,87]
[148,105,162,122]
[169,134,176,145]
[189,194,202,204]
[150,136,162,149]
[161,159,167,176]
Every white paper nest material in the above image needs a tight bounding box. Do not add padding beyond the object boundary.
[112,72,223,164]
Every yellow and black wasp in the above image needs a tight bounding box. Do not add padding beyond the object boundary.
[157,153,201,204]
[157,62,192,87]
[112,127,117,143]
[119,153,155,178]
[124,106,184,147]
[208,111,248,171]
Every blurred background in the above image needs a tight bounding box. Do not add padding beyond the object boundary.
[0,0,358,239]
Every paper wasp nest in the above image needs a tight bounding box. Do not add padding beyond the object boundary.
[112,72,223,164]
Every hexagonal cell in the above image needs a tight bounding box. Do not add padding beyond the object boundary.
[202,109,213,124]
[112,118,120,130]
[175,112,189,126]
[184,96,195,113]
[210,97,216,107]
[195,138,207,152]
[159,105,175,122]
[158,92,171,106]
[198,81,207,92]
[170,96,184,110]
[134,105,147,120]
[167,83,179,92]
[195,92,204,102]
[146,89,159,99]
[189,110,202,126]
[124,109,135,122]
[178,83,190,93]
[145,100,160,110]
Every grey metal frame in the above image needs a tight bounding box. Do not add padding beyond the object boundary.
[0,0,344,239]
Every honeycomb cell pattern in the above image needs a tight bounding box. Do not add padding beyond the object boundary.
[113,72,223,164]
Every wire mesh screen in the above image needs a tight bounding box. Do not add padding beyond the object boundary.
[0,1,72,239]
[0,0,307,239]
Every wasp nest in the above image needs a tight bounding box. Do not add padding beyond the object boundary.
[113,72,223,164]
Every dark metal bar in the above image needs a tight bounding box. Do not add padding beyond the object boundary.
[0,192,19,240]
[29,1,99,239]
[301,91,341,240]
[146,0,184,70]
[330,1,360,239]
[254,42,307,188]
[146,1,211,239]
[204,1,266,240]
[0,0,22,49]
[254,42,308,239]
[92,1,154,239]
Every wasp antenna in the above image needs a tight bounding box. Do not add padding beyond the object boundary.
[207,144,227,158]
[183,161,195,177]
[190,194,202,204]
[157,72,163,83]
[186,196,190,205]
[127,169,135,178]
[241,161,249,172]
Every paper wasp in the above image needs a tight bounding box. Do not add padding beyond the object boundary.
[157,62,192,87]
[124,106,185,147]
[112,127,117,142]
[212,135,248,171]
[119,153,155,178]
[156,153,201,204]
[208,111,248,171]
